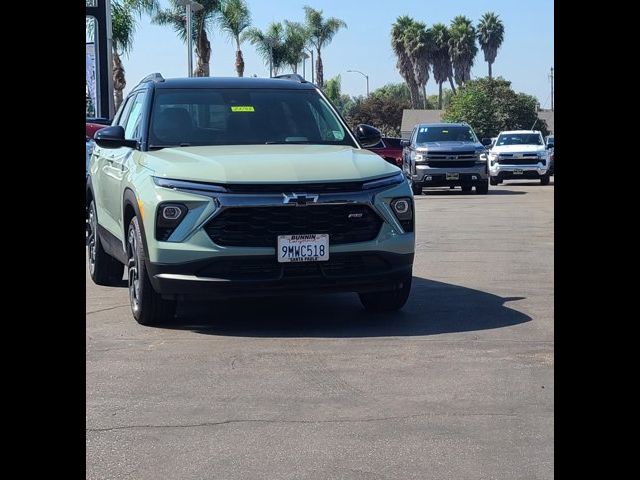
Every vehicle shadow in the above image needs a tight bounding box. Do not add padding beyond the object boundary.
[159,276,531,338]
[421,189,526,196]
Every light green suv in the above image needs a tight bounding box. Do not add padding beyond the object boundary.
[87,73,415,325]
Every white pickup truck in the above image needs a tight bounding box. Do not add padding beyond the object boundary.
[488,130,551,185]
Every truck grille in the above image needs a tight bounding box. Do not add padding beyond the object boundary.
[427,160,477,168]
[497,158,540,165]
[204,204,383,247]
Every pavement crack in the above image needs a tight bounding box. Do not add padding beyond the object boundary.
[87,411,522,433]
[86,304,130,315]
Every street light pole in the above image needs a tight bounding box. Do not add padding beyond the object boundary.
[307,48,314,83]
[178,0,203,77]
[347,69,369,97]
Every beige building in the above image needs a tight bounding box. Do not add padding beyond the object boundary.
[400,109,554,139]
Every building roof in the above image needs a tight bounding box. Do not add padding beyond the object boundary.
[401,109,555,137]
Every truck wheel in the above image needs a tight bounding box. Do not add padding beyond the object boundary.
[476,180,489,194]
[411,182,423,195]
[88,200,125,286]
[461,186,472,192]
[359,274,412,312]
[540,174,550,185]
[490,177,499,186]
[127,216,176,326]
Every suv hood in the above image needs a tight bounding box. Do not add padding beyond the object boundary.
[142,145,399,183]
[491,144,545,154]
[416,141,483,152]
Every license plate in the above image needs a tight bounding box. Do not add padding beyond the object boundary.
[277,234,329,263]
[513,169,524,175]
[446,173,459,180]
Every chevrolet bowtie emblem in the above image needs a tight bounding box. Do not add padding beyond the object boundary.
[282,193,319,206]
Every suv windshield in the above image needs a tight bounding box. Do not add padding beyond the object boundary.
[416,125,477,143]
[496,133,543,146]
[148,88,354,148]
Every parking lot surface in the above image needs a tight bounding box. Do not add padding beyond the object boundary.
[87,180,554,479]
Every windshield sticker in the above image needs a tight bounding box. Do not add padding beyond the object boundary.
[441,130,448,133]
[230,106,255,112]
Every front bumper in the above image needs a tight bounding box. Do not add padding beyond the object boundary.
[412,164,488,187]
[146,251,414,300]
[489,162,548,179]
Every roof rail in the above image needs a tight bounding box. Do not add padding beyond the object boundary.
[139,72,165,84]
[272,73,307,83]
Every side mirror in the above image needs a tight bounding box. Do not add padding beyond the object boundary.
[400,139,411,147]
[481,137,493,146]
[94,125,138,149]
[354,124,382,148]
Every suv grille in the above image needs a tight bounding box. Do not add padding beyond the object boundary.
[204,204,383,247]
[497,157,540,165]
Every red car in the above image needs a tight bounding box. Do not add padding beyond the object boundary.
[86,117,110,140]
[367,137,403,167]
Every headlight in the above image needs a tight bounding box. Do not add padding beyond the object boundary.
[390,197,413,232]
[362,171,405,190]
[488,152,498,160]
[156,203,187,241]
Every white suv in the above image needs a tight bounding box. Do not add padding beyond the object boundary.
[488,130,551,185]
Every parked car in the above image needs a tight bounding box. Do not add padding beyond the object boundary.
[87,73,415,325]
[367,137,403,167]
[86,119,111,177]
[401,122,490,195]
[488,130,551,185]
[545,135,554,175]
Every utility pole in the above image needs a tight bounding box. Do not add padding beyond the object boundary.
[178,0,204,77]
[549,66,554,111]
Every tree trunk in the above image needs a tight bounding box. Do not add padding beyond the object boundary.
[316,48,323,88]
[488,62,492,79]
[448,75,457,93]
[408,81,420,109]
[194,29,211,77]
[235,37,244,77]
[112,46,126,112]
[422,83,427,109]
[438,81,443,109]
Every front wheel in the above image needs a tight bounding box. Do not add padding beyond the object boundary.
[127,216,177,326]
[359,274,412,312]
[411,181,423,196]
[490,177,500,186]
[540,174,550,185]
[476,180,489,194]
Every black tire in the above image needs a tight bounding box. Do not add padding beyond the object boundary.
[461,185,472,193]
[127,216,177,326]
[411,181,423,195]
[540,174,550,185]
[359,273,412,312]
[489,177,500,186]
[87,200,125,286]
[475,180,489,194]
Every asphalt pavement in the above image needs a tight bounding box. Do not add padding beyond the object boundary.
[86,179,554,480]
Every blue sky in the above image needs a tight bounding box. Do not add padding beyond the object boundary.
[113,0,554,107]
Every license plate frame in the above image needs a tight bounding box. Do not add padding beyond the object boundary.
[277,234,329,263]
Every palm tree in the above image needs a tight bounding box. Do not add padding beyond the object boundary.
[283,21,310,74]
[431,23,456,108]
[153,0,221,77]
[86,1,158,111]
[243,22,286,76]
[476,12,505,78]
[303,6,347,88]
[448,15,478,88]
[391,16,420,109]
[217,0,251,77]
[404,21,433,109]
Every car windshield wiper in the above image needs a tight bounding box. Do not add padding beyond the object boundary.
[265,140,312,145]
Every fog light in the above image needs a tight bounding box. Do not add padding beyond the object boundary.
[472,175,477,180]
[425,175,432,181]
[392,199,410,214]
[162,205,183,220]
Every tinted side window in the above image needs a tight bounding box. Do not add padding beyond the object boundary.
[123,94,145,139]
[116,96,135,128]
